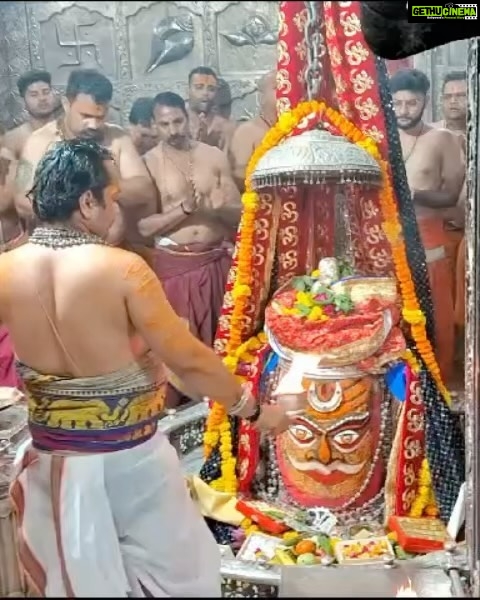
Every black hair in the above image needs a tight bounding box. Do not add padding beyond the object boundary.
[17,70,52,98]
[129,97,154,126]
[442,70,467,91]
[29,139,112,222]
[188,66,218,85]
[152,92,187,117]
[66,69,113,104]
[389,68,430,95]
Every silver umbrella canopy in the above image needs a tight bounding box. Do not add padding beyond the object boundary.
[251,128,382,190]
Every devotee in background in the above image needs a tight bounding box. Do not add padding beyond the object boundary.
[128,96,158,156]
[431,70,467,373]
[2,70,60,161]
[187,66,236,151]
[0,71,60,254]
[229,70,277,191]
[431,71,467,138]
[390,68,465,386]
[138,91,241,408]
[1,139,288,597]
[0,132,23,390]
[15,68,155,245]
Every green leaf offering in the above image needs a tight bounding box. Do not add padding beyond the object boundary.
[294,303,312,317]
[334,294,354,313]
[292,276,306,292]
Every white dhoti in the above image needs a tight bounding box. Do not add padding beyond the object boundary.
[10,431,221,597]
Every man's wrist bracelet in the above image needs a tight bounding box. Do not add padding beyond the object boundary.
[246,402,261,423]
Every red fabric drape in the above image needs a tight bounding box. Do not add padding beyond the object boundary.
[277,1,308,113]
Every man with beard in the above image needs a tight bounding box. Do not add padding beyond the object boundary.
[2,70,60,161]
[138,91,240,408]
[229,71,277,191]
[390,68,464,385]
[14,68,156,245]
[128,97,158,156]
[187,66,236,152]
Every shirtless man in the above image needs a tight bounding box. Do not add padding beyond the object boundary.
[128,96,158,155]
[229,71,277,190]
[0,135,23,389]
[0,138,288,597]
[187,66,236,152]
[0,71,59,253]
[138,91,241,407]
[390,68,465,385]
[2,70,60,161]
[431,71,467,320]
[432,71,467,137]
[15,68,156,246]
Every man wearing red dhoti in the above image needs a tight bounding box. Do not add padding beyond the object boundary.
[138,92,241,407]
[390,69,465,384]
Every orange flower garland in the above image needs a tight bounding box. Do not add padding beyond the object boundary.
[203,99,449,495]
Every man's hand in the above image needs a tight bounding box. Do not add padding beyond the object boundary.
[255,405,292,436]
[138,216,156,238]
[182,191,198,214]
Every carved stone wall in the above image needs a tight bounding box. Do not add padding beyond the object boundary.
[0,1,279,129]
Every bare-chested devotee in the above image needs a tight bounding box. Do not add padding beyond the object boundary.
[0,135,23,389]
[229,71,277,191]
[128,97,158,156]
[431,71,467,326]
[15,68,155,246]
[0,139,290,596]
[139,91,241,407]
[2,70,59,161]
[0,72,59,258]
[187,66,236,151]
[390,68,464,385]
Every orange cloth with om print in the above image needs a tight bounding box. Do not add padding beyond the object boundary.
[417,218,455,384]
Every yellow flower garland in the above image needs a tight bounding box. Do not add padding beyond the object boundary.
[204,100,447,503]
[409,458,439,518]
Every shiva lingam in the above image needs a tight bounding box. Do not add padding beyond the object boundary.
[228,126,405,524]
[262,261,405,519]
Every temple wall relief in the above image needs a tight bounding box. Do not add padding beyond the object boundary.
[0,1,279,128]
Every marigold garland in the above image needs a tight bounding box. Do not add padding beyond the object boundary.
[409,458,439,518]
[204,100,448,504]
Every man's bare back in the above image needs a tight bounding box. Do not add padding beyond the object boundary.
[0,244,144,376]
[400,125,464,218]
[143,140,240,246]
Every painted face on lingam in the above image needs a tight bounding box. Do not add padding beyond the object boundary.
[277,375,384,510]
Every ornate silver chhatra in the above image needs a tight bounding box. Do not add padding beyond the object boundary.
[251,128,382,190]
